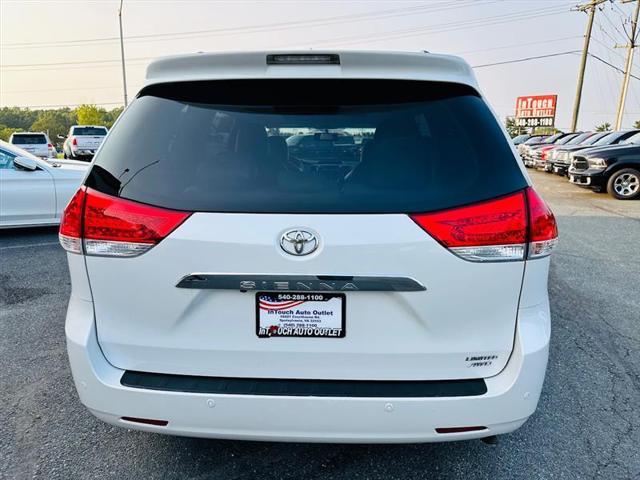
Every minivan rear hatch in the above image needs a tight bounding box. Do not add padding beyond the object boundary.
[82,79,529,381]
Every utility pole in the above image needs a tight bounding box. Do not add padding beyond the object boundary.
[614,0,640,130]
[118,0,128,107]
[570,0,606,132]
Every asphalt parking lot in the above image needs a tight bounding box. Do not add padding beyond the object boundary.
[1,170,639,480]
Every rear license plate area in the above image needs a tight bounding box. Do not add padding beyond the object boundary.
[256,292,345,338]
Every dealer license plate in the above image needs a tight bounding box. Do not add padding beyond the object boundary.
[256,292,345,338]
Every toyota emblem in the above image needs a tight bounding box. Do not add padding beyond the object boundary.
[280,229,319,256]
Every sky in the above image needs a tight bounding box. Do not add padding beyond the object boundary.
[1,0,639,131]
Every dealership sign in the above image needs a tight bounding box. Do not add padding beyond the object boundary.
[515,94,557,128]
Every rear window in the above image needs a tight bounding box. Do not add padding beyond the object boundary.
[11,134,47,144]
[72,127,107,136]
[87,80,526,214]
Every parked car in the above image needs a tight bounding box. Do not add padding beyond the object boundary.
[550,130,639,176]
[518,135,550,164]
[61,125,108,161]
[286,131,360,172]
[536,132,594,172]
[511,134,530,145]
[59,50,557,444]
[0,140,88,228]
[527,133,578,169]
[548,131,609,175]
[522,133,570,167]
[8,131,56,159]
[569,140,640,199]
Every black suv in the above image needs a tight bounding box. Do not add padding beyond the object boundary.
[569,135,640,199]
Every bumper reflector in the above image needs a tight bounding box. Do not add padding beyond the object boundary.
[121,416,168,427]
[435,426,487,434]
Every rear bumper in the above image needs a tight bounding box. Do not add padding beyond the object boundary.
[72,149,96,156]
[66,297,550,443]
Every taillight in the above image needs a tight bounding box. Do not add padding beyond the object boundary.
[410,187,557,262]
[59,187,191,257]
[72,137,77,146]
[59,187,86,254]
[48,143,53,148]
[526,187,558,258]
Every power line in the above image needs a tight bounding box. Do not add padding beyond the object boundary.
[588,52,640,80]
[0,101,123,109]
[0,4,571,72]
[454,35,582,55]
[313,5,571,48]
[0,2,469,50]
[472,50,581,68]
[2,56,155,69]
[2,32,582,72]
[1,85,123,95]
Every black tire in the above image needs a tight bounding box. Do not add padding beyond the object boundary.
[63,152,68,159]
[607,168,640,200]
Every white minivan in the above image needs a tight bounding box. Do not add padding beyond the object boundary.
[60,51,557,443]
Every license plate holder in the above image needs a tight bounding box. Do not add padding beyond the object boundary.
[256,292,345,338]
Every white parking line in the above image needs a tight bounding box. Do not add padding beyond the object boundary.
[0,241,60,251]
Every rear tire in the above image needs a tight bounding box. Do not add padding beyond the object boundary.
[607,168,640,200]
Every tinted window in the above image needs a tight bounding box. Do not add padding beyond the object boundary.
[11,134,46,144]
[87,80,526,214]
[72,127,107,136]
[566,133,592,145]
[554,134,577,145]
[582,132,608,145]
[621,132,640,144]
[543,133,564,144]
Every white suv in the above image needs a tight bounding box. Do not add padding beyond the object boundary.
[9,132,55,159]
[60,51,557,443]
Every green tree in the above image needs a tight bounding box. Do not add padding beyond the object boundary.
[595,122,611,132]
[103,106,124,128]
[75,104,106,125]
[0,123,23,141]
[30,109,75,142]
[504,117,519,138]
[0,107,39,131]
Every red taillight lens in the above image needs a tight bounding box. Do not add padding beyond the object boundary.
[58,187,191,257]
[59,187,86,253]
[72,137,77,146]
[526,187,558,258]
[410,187,557,262]
[48,143,53,148]
[411,192,527,247]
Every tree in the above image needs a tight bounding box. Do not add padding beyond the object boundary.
[0,123,23,141]
[0,107,39,131]
[595,122,611,132]
[76,104,106,125]
[103,106,124,128]
[30,109,75,142]
[504,117,519,138]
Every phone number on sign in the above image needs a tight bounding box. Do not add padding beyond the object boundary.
[273,293,326,301]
